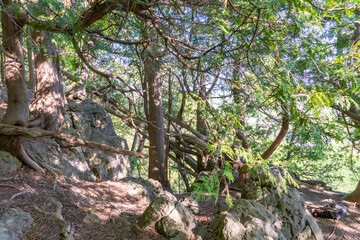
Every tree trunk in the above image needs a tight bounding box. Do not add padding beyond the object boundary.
[26,26,36,91]
[343,181,360,203]
[0,0,43,173]
[1,1,28,127]
[144,19,166,185]
[196,76,209,172]
[28,30,66,132]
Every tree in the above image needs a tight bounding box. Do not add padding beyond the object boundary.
[28,30,66,131]
[143,18,167,186]
[0,0,43,172]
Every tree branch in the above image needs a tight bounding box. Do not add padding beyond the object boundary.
[0,124,147,159]
[261,112,289,160]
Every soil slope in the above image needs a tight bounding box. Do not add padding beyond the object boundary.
[0,168,359,240]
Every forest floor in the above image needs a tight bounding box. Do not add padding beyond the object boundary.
[0,168,359,240]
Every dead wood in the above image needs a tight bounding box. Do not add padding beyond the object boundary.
[0,123,147,159]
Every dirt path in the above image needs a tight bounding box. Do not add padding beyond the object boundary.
[298,183,360,240]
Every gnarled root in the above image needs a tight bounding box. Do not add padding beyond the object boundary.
[0,135,44,173]
[19,141,44,173]
[34,196,75,240]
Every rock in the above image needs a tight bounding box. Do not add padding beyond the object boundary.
[179,194,200,214]
[139,191,197,239]
[0,151,21,175]
[213,199,285,240]
[0,227,18,240]
[241,180,323,240]
[83,214,101,224]
[213,170,323,240]
[196,227,208,240]
[25,138,96,182]
[213,211,245,240]
[23,99,132,182]
[66,100,131,181]
[119,177,163,202]
[0,208,34,239]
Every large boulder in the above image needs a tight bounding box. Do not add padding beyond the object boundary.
[139,191,197,239]
[242,179,323,239]
[0,151,21,175]
[25,138,96,181]
[213,169,323,240]
[0,208,34,240]
[213,199,286,240]
[24,99,131,181]
[65,100,131,181]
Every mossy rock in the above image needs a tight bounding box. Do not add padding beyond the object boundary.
[0,151,21,175]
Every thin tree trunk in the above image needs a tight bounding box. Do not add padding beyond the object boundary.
[196,76,209,172]
[28,30,66,131]
[1,52,4,87]
[144,19,166,185]
[26,26,36,91]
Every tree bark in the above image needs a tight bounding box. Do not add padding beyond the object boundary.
[261,113,289,160]
[26,26,36,91]
[144,19,166,185]
[196,76,209,172]
[28,30,66,132]
[343,181,360,203]
[1,1,28,127]
[0,0,43,173]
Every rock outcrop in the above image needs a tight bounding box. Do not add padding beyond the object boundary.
[213,171,323,240]
[25,99,131,181]
[139,191,197,239]
[0,208,34,240]
[0,86,131,181]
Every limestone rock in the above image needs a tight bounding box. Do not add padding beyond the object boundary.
[23,99,131,182]
[119,177,163,202]
[213,199,285,240]
[0,227,18,240]
[241,181,323,240]
[0,151,21,175]
[0,208,34,239]
[83,214,101,225]
[66,100,131,181]
[179,194,200,214]
[214,171,323,240]
[25,138,96,182]
[139,191,197,239]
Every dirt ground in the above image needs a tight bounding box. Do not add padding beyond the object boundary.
[1,168,359,240]
[298,183,360,240]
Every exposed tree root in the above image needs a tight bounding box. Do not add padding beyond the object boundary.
[10,190,29,200]
[0,184,20,190]
[25,148,72,190]
[20,142,44,174]
[34,197,75,240]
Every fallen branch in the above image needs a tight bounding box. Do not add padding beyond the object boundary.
[0,123,147,159]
